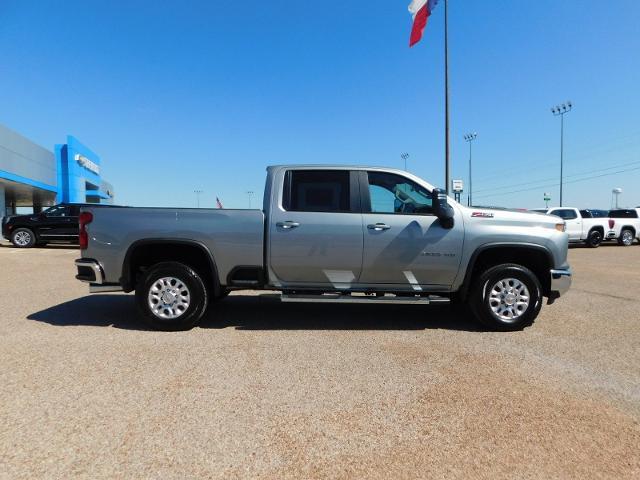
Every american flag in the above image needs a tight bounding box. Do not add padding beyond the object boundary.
[216,197,224,209]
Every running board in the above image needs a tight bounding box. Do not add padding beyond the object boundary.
[281,293,450,305]
[89,284,124,293]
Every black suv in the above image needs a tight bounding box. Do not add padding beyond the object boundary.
[2,204,84,248]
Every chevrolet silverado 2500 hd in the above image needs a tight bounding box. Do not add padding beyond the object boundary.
[75,166,572,331]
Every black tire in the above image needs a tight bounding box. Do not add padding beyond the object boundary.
[469,263,543,331]
[11,228,36,248]
[135,261,208,331]
[618,229,635,246]
[585,229,603,248]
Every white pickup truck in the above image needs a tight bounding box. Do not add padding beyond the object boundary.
[531,207,609,247]
[607,208,640,246]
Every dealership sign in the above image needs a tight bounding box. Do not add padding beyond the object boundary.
[74,154,100,175]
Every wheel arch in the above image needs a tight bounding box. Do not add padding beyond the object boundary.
[458,243,554,301]
[120,238,221,297]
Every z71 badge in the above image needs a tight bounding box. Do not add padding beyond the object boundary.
[471,212,494,218]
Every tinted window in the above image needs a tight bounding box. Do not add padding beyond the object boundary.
[580,209,608,218]
[609,209,639,219]
[68,205,81,216]
[552,209,577,220]
[366,172,432,214]
[591,209,609,218]
[284,170,351,212]
[44,206,69,217]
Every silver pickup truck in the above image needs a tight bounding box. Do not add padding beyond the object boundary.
[75,165,571,331]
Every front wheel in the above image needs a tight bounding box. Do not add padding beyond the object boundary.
[11,228,36,248]
[135,261,208,331]
[618,229,635,246]
[469,263,543,331]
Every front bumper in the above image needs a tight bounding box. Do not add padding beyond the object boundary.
[548,267,572,302]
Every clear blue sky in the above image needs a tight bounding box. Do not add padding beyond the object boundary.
[1,0,639,209]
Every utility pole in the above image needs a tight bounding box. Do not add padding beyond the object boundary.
[551,101,572,207]
[194,190,203,208]
[401,152,409,171]
[444,0,450,194]
[246,190,254,209]
[463,133,477,206]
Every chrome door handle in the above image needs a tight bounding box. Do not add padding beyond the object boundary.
[367,223,391,231]
[276,221,300,229]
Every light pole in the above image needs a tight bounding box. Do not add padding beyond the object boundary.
[551,101,572,207]
[194,189,203,208]
[401,152,409,171]
[463,133,477,206]
[246,191,254,209]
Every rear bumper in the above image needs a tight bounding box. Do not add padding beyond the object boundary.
[75,258,105,284]
[548,267,572,302]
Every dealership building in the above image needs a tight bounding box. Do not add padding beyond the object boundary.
[0,123,113,220]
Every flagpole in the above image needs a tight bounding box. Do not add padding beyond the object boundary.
[444,0,450,195]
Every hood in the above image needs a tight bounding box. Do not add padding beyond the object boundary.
[458,205,564,229]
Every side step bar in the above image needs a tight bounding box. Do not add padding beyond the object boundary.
[281,293,450,305]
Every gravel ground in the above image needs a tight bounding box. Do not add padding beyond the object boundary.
[1,240,639,479]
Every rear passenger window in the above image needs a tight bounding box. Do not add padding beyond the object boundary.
[284,170,351,213]
[609,209,638,219]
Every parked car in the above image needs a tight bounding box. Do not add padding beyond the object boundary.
[532,207,609,247]
[607,208,640,246]
[2,203,83,248]
[75,165,572,332]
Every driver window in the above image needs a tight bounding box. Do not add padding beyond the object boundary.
[367,172,433,214]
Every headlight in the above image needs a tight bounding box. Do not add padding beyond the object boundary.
[555,223,566,232]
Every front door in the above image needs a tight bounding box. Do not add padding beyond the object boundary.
[359,171,464,289]
[550,209,581,240]
[269,169,364,288]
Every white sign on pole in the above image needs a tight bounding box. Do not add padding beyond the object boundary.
[452,179,464,193]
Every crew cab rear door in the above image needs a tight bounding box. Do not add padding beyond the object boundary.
[39,205,76,240]
[268,169,364,287]
[358,171,464,289]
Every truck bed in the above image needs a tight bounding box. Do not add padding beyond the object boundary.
[81,206,265,286]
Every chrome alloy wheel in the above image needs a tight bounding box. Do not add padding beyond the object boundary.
[13,231,31,246]
[622,230,634,246]
[148,277,191,319]
[488,278,530,322]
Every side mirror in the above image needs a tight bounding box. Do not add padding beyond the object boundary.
[432,188,454,229]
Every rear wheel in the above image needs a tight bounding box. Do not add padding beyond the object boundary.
[135,261,208,331]
[469,263,543,331]
[11,228,35,248]
[585,229,602,248]
[618,229,635,246]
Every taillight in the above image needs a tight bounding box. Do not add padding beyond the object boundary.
[79,212,93,250]
[608,219,615,229]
